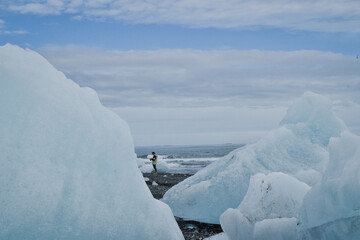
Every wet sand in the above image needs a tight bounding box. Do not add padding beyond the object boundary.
[143,173,223,240]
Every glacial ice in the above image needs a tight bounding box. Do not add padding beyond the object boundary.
[231,172,310,222]
[0,44,183,240]
[213,131,360,240]
[219,172,309,240]
[206,106,359,240]
[162,91,346,224]
[299,130,360,239]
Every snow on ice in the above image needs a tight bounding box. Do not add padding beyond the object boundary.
[0,44,183,240]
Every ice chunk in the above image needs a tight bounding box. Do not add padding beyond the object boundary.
[280,91,346,146]
[219,173,308,240]
[220,213,298,240]
[301,216,360,240]
[204,232,229,240]
[236,172,310,221]
[253,218,298,240]
[206,218,299,240]
[218,212,299,240]
[221,210,253,240]
[0,44,183,240]
[300,131,360,229]
[162,92,343,224]
[299,131,360,239]
[219,131,360,240]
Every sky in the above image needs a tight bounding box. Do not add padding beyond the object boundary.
[1,0,360,146]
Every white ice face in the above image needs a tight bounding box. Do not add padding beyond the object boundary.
[0,44,183,240]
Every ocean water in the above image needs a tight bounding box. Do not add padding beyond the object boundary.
[135,144,245,173]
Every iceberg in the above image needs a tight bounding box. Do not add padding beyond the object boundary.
[230,172,310,222]
[162,91,346,224]
[206,107,359,240]
[219,172,309,240]
[212,131,360,240]
[0,44,183,240]
[299,130,360,239]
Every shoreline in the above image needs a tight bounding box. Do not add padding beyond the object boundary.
[143,173,223,240]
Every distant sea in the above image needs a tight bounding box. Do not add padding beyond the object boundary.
[135,143,245,173]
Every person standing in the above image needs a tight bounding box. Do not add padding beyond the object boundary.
[150,152,158,174]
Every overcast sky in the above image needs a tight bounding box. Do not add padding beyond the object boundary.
[1,0,359,146]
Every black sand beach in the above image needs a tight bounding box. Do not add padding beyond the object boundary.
[143,173,223,240]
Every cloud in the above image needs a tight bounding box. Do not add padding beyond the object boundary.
[39,45,360,108]
[8,1,64,15]
[37,45,360,145]
[6,0,360,32]
[0,19,28,35]
[3,30,28,35]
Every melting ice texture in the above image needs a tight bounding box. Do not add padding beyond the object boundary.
[0,44,183,240]
[162,91,346,224]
